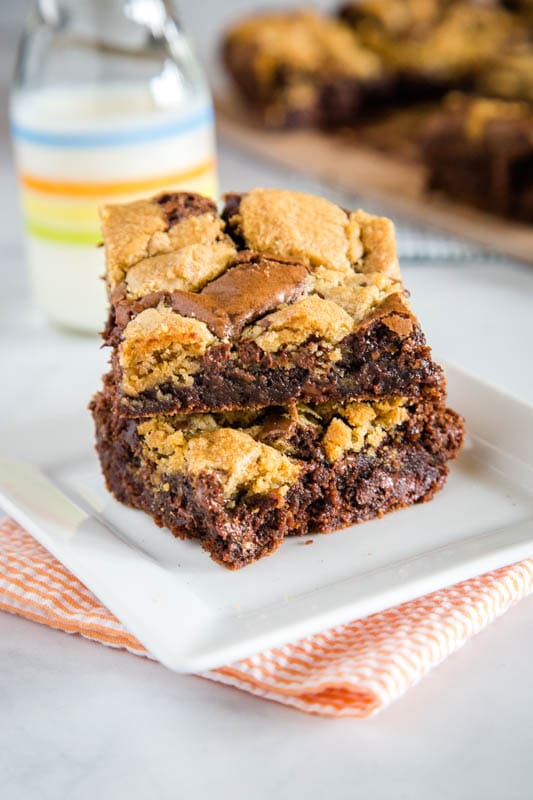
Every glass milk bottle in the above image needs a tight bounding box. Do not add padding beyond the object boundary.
[10,0,218,333]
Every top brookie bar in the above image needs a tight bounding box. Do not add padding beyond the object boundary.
[101,189,445,418]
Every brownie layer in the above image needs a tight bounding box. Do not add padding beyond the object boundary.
[90,377,464,569]
[101,189,445,417]
[109,293,443,416]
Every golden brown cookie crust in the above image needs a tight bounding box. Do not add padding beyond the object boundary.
[225,10,383,82]
[138,417,300,499]
[119,306,216,395]
[137,395,410,498]
[100,196,224,293]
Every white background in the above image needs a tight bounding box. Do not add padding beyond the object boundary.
[0,2,532,798]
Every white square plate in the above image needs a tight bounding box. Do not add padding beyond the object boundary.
[0,364,532,672]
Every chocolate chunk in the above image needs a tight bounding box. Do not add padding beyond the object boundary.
[222,192,245,247]
[359,293,415,338]
[203,256,309,325]
[112,290,166,341]
[155,192,217,228]
[256,414,297,443]
[170,293,230,338]
[222,192,242,222]
[170,255,309,339]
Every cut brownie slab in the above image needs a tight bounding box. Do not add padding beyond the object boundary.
[101,188,444,417]
[338,1,523,98]
[91,374,463,569]
[223,4,529,126]
[222,9,388,128]
[422,93,533,221]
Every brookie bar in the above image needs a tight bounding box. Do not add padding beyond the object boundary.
[422,93,533,221]
[101,189,444,418]
[91,374,463,569]
[221,9,388,128]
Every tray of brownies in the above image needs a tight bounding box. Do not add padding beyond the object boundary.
[217,1,533,262]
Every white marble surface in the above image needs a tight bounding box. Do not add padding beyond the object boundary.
[1,3,533,799]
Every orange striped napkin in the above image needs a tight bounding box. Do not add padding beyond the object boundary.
[1,517,532,718]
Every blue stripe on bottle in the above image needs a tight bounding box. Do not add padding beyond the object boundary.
[11,104,214,148]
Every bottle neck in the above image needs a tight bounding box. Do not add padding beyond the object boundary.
[37,0,175,34]
[17,0,205,102]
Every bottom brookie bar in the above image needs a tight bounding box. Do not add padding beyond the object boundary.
[91,375,463,569]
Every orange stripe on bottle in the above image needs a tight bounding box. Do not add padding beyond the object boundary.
[19,158,216,197]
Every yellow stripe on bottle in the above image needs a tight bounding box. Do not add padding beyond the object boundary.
[26,220,102,245]
[22,194,100,224]
[19,158,216,198]
[24,173,219,245]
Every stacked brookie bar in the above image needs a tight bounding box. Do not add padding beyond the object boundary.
[90,189,464,569]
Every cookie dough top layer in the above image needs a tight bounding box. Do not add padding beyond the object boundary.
[103,189,403,315]
[224,9,383,82]
[100,193,233,293]
[340,2,521,79]
[102,188,401,296]
[228,188,400,277]
[137,396,408,499]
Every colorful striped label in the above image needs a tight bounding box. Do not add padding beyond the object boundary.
[12,101,218,246]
